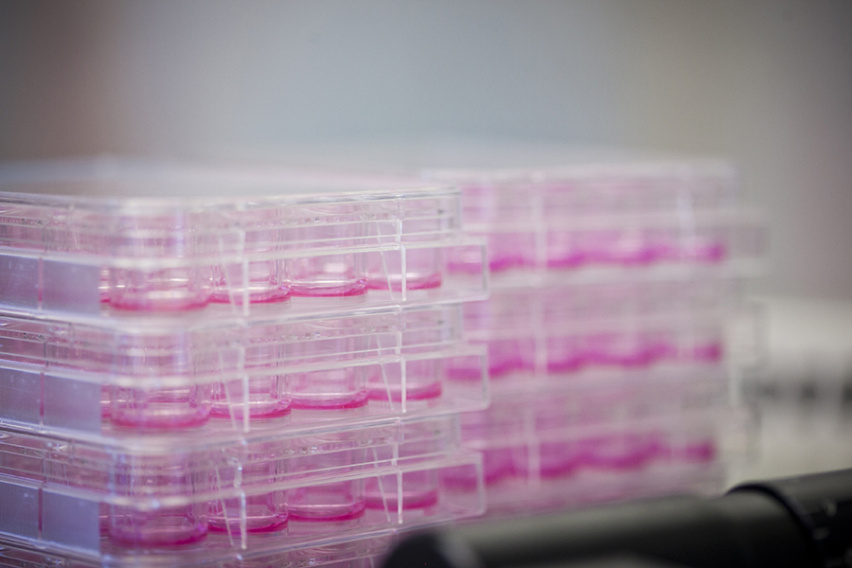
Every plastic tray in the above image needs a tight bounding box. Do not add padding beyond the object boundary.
[0,415,484,564]
[435,160,736,222]
[0,533,398,568]
[458,211,765,281]
[432,160,765,282]
[476,452,726,518]
[0,160,487,317]
[447,281,738,384]
[435,157,758,516]
[0,455,482,565]
[273,145,757,516]
[455,373,732,515]
[0,307,487,437]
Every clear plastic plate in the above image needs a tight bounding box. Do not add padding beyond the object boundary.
[0,160,487,317]
[0,307,487,437]
[0,415,484,562]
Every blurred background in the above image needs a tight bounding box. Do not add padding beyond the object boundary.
[1,0,850,480]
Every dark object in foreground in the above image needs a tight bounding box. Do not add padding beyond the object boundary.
[383,468,852,568]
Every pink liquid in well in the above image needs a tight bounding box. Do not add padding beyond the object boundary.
[210,285,291,304]
[367,271,443,291]
[210,209,291,303]
[445,365,483,381]
[670,439,717,463]
[288,480,366,522]
[438,465,481,491]
[446,246,487,274]
[110,385,212,430]
[98,504,110,536]
[644,340,678,364]
[99,267,111,304]
[212,331,291,420]
[290,393,368,410]
[581,334,623,367]
[578,434,657,471]
[289,279,367,297]
[366,489,439,510]
[108,505,208,547]
[367,247,444,291]
[208,491,289,534]
[482,447,518,485]
[487,232,537,272]
[289,253,368,297]
[100,385,111,420]
[579,333,675,370]
[367,380,442,403]
[208,444,289,533]
[364,471,440,510]
[210,376,291,420]
[546,336,583,374]
[108,268,212,312]
[291,368,368,410]
[366,359,444,403]
[546,253,587,270]
[578,230,661,267]
[488,255,533,273]
[445,348,487,382]
[537,441,580,479]
[287,441,368,522]
[606,246,660,266]
[678,241,726,263]
[487,338,534,378]
[545,230,585,269]
[546,357,583,374]
[109,294,210,312]
[607,350,657,369]
[690,341,723,363]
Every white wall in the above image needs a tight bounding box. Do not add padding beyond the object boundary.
[2,0,851,299]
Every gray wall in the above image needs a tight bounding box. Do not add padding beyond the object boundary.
[2,1,851,300]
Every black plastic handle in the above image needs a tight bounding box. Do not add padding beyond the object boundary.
[384,468,852,568]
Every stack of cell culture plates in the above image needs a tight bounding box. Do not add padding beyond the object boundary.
[425,157,765,515]
[0,161,489,567]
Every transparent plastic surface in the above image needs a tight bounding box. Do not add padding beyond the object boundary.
[0,310,487,437]
[0,161,486,317]
[435,160,766,281]
[0,415,463,488]
[455,374,730,516]
[0,416,483,564]
[0,161,488,565]
[448,280,739,386]
[438,156,762,518]
[0,533,408,568]
[458,212,767,287]
[270,146,763,519]
[0,241,487,319]
[440,160,739,225]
